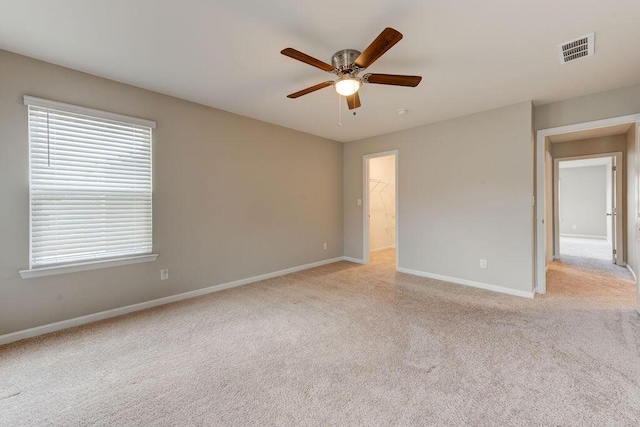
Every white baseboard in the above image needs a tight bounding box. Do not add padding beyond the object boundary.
[396,267,534,299]
[0,257,345,346]
[370,246,395,253]
[342,257,365,264]
[627,265,637,282]
[559,233,607,240]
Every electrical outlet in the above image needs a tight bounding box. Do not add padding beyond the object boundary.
[323,242,328,250]
[480,259,487,269]
[357,199,362,206]
[572,225,577,230]
[160,269,169,280]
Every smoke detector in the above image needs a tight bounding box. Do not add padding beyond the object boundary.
[558,33,594,64]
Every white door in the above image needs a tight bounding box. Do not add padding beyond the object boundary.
[611,157,618,264]
[545,152,554,263]
[636,123,640,314]
[610,153,624,267]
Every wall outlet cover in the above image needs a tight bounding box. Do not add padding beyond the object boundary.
[160,269,169,280]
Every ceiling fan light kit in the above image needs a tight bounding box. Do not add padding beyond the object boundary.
[334,77,361,96]
[281,27,422,110]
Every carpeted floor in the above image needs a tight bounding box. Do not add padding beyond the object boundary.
[559,236,614,261]
[546,237,637,303]
[1,250,639,426]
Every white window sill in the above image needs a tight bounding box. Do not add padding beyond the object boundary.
[19,254,158,279]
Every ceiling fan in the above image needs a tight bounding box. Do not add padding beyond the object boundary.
[281,27,422,110]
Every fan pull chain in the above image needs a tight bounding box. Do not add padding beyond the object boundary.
[338,93,342,127]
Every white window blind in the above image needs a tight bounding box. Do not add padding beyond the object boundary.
[25,97,155,269]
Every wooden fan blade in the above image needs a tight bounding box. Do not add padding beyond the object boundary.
[354,28,403,69]
[281,48,335,72]
[364,73,422,87]
[287,81,334,98]
[346,92,361,110]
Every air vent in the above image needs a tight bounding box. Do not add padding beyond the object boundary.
[559,33,594,64]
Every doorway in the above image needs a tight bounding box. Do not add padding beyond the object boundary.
[554,153,621,264]
[363,151,398,268]
[536,117,640,311]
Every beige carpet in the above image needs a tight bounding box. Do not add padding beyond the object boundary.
[1,250,639,426]
[547,237,637,304]
[558,236,614,261]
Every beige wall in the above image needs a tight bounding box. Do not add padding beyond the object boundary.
[558,166,607,237]
[0,50,343,336]
[344,102,535,293]
[368,155,396,252]
[535,84,640,131]
[551,135,627,159]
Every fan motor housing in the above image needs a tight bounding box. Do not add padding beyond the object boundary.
[331,49,361,73]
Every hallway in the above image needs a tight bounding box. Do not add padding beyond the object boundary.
[546,237,636,307]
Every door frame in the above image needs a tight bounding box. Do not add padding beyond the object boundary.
[545,152,554,264]
[553,152,623,264]
[535,114,640,294]
[363,150,399,268]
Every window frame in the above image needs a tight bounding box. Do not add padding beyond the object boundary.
[19,96,158,279]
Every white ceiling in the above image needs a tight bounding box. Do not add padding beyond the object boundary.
[1,1,639,143]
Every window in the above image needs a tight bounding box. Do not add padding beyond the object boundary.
[22,96,156,276]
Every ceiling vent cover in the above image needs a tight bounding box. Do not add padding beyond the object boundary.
[559,33,594,64]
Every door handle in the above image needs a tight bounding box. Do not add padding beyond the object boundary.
[606,213,612,216]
